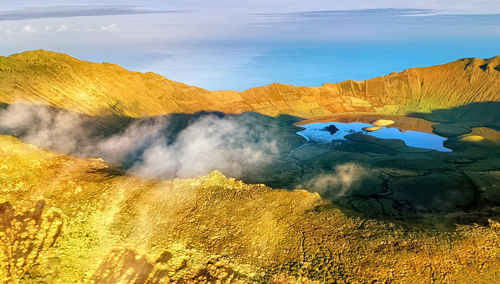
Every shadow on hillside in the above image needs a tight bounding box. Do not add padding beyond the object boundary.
[408,102,500,154]
[0,200,63,281]
[408,101,500,131]
[1,103,499,227]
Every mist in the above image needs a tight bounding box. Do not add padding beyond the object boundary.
[0,103,278,179]
[297,163,368,199]
[130,115,278,178]
[0,104,94,154]
[0,103,382,206]
[3,103,474,217]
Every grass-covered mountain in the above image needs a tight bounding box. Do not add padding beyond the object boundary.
[0,50,499,118]
[1,135,499,283]
[1,50,499,282]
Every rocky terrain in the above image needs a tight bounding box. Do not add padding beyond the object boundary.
[1,136,499,283]
[1,50,499,118]
[0,50,499,282]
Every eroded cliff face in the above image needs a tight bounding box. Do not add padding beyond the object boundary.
[243,56,500,117]
[1,50,499,118]
[1,51,499,283]
[0,135,499,283]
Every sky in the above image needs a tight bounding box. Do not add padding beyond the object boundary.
[1,1,500,91]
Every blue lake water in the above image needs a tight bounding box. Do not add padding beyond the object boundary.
[297,122,452,152]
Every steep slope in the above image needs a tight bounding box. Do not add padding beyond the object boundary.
[1,135,499,283]
[243,56,500,117]
[1,51,499,283]
[0,50,246,117]
[0,50,499,118]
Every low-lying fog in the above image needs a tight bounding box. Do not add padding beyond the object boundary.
[0,104,282,179]
[2,103,496,218]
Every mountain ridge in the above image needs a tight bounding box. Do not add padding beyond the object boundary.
[1,50,499,282]
[1,49,499,118]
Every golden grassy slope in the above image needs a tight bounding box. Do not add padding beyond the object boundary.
[1,134,499,283]
[0,50,245,117]
[242,56,500,116]
[1,50,499,118]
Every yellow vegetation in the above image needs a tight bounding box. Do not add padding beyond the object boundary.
[1,50,499,118]
[371,119,395,127]
[1,50,500,283]
[0,135,499,283]
[460,135,486,142]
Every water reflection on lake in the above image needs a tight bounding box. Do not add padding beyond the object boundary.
[297,122,452,152]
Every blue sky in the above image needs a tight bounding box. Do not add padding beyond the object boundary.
[1,1,500,91]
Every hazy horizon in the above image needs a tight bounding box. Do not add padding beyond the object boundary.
[1,1,500,91]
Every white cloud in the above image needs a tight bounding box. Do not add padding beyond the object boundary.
[57,24,69,32]
[129,115,278,178]
[298,163,368,198]
[101,23,118,31]
[0,5,179,22]
[0,104,279,180]
[0,2,499,91]
[22,25,37,33]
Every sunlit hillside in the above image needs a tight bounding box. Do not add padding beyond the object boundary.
[1,135,499,282]
[1,50,499,118]
[0,51,499,283]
